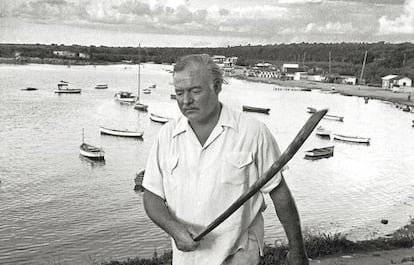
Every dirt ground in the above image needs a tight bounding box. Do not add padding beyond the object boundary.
[310,248,414,265]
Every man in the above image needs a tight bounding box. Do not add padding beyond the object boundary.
[143,54,308,265]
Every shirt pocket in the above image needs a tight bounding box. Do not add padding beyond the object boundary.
[221,152,253,185]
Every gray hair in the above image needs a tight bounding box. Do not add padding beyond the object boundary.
[173,54,223,87]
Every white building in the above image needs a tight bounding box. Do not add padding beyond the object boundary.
[294,72,308,81]
[341,75,357,85]
[282,63,299,72]
[382,75,412,91]
[307,75,324,82]
[53,50,77,58]
[212,55,226,64]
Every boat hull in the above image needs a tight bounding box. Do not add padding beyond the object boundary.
[95,84,108,89]
[150,113,170,124]
[304,146,334,160]
[134,103,148,111]
[79,144,105,160]
[54,89,81,94]
[333,134,370,144]
[242,105,270,114]
[100,127,143,137]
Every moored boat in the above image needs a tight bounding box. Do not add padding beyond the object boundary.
[304,146,334,160]
[315,126,331,138]
[94,84,108,89]
[21,87,38,91]
[170,94,177,100]
[142,88,151,94]
[242,105,270,114]
[333,133,370,144]
[150,113,171,124]
[114,91,136,103]
[134,102,148,111]
[324,114,344,122]
[100,126,144,137]
[306,107,344,122]
[79,143,105,160]
[54,81,81,94]
[402,105,411,112]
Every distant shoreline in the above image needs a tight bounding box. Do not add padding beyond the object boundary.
[232,75,414,108]
[3,59,413,108]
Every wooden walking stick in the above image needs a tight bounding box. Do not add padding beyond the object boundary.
[193,109,328,241]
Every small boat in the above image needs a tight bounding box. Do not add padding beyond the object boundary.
[54,81,81,94]
[114,91,136,103]
[333,133,370,144]
[306,107,317,113]
[80,143,105,160]
[100,126,144,137]
[170,94,177,100]
[306,107,344,122]
[324,114,344,122]
[134,102,148,112]
[315,126,331,138]
[242,105,270,114]
[94,84,108,89]
[79,130,104,160]
[21,87,38,91]
[142,88,151,94]
[149,84,156,88]
[150,113,171,124]
[304,146,334,160]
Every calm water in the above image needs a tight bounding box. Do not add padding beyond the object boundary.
[1,64,414,265]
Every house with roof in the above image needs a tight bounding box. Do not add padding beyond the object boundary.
[382,75,413,92]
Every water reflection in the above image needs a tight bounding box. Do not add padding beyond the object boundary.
[79,155,106,167]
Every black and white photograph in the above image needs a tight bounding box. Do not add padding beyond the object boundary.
[1,0,414,264]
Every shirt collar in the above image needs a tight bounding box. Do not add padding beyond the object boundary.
[172,103,237,138]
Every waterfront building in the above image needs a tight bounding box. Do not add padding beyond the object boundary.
[382,75,413,92]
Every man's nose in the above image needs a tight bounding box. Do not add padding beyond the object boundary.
[183,91,193,104]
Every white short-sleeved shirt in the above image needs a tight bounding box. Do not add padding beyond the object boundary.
[143,104,284,265]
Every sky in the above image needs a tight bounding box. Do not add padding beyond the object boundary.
[0,0,413,47]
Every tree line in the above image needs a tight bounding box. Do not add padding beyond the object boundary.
[1,42,413,84]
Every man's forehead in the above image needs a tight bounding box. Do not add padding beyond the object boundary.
[174,64,209,84]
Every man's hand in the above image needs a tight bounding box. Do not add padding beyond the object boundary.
[173,224,200,252]
[287,250,309,265]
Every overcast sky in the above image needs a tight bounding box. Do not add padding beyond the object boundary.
[0,0,413,47]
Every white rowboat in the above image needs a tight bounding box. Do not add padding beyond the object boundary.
[150,113,171,124]
[333,133,370,144]
[79,143,105,160]
[100,127,143,137]
[315,126,331,138]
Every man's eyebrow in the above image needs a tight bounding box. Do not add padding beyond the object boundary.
[175,86,201,90]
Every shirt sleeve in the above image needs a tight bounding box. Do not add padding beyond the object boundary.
[257,123,285,193]
[142,135,166,199]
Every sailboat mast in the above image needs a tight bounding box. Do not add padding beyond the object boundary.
[359,50,368,85]
[138,43,141,101]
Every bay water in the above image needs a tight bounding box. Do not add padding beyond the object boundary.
[1,63,413,265]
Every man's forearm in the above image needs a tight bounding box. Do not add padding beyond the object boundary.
[143,190,200,251]
[143,190,184,239]
[270,177,306,252]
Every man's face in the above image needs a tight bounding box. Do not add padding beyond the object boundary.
[173,63,220,124]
